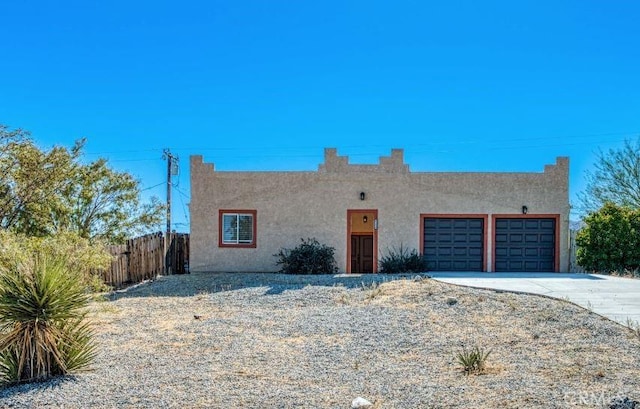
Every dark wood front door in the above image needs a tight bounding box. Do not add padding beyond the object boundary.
[351,235,374,273]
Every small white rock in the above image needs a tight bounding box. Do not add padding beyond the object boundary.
[352,397,373,408]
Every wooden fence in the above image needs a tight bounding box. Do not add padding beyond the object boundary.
[97,232,189,289]
[166,232,189,275]
[569,229,585,273]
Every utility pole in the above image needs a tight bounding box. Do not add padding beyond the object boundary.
[163,149,178,274]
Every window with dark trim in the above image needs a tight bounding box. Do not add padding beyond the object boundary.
[219,210,257,248]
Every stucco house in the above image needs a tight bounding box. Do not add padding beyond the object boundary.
[190,148,569,273]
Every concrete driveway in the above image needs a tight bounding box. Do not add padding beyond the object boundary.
[429,272,640,327]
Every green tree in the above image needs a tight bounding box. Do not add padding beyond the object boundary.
[0,126,81,235]
[58,158,165,243]
[576,202,640,273]
[0,124,164,243]
[579,138,640,213]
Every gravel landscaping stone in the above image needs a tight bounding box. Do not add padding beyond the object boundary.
[0,272,639,408]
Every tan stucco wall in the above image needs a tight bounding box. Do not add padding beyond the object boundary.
[190,149,570,273]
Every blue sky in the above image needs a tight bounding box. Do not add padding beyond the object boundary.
[1,1,639,231]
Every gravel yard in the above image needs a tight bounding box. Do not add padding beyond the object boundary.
[1,272,639,408]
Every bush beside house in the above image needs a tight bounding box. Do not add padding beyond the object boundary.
[576,202,640,274]
[379,245,427,274]
[274,238,339,274]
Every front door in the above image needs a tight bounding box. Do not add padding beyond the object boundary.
[347,209,378,273]
[351,234,374,273]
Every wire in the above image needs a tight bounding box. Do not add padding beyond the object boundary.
[80,130,640,157]
[140,182,165,192]
[109,158,161,163]
[163,130,640,153]
[174,187,190,201]
[78,130,640,165]
[85,148,164,155]
[173,185,190,226]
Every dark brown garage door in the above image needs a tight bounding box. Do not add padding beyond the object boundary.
[494,218,556,272]
[423,217,484,271]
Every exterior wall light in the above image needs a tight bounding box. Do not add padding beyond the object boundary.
[363,215,368,223]
[360,192,365,201]
[522,205,528,215]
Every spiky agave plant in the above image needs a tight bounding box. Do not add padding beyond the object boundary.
[0,256,96,385]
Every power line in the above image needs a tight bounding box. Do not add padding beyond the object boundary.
[109,158,163,163]
[161,130,640,153]
[80,130,640,156]
[140,182,165,192]
[173,185,190,227]
[85,148,164,155]
[78,131,640,165]
[173,185,190,200]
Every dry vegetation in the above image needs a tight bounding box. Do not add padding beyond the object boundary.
[1,273,639,408]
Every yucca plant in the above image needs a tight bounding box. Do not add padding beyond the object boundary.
[0,256,96,385]
[456,346,491,375]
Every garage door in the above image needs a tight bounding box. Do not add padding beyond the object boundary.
[423,217,484,271]
[494,218,556,272]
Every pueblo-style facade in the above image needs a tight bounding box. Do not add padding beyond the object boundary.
[190,148,569,273]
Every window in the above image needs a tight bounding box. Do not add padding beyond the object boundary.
[219,210,256,247]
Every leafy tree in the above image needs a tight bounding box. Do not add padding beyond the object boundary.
[579,138,640,213]
[0,124,164,243]
[576,202,640,273]
[0,126,81,235]
[57,158,165,243]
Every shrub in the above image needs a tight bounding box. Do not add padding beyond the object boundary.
[0,231,111,291]
[274,238,338,274]
[576,203,640,273]
[0,256,96,385]
[379,244,427,273]
[456,346,491,375]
